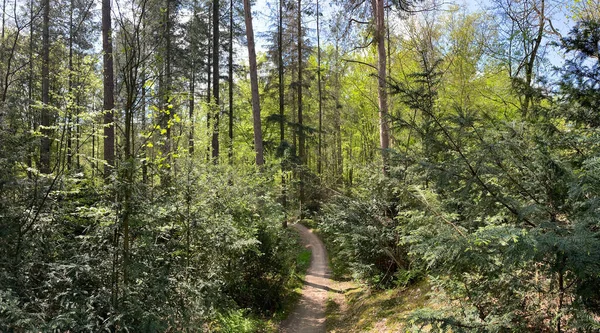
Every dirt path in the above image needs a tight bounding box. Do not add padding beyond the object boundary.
[280,224,332,333]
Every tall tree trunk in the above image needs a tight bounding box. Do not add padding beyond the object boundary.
[386,4,394,148]
[278,0,284,149]
[211,0,220,162]
[189,70,195,156]
[334,39,343,185]
[142,69,148,181]
[27,0,34,178]
[92,122,95,178]
[122,63,136,290]
[523,0,545,117]
[297,0,304,210]
[188,69,196,156]
[162,0,172,182]
[103,0,117,305]
[279,0,286,226]
[373,0,389,174]
[1,0,6,40]
[0,1,18,104]
[188,2,197,157]
[67,0,73,170]
[228,0,233,164]
[316,0,322,175]
[243,0,264,166]
[297,0,304,165]
[140,14,148,182]
[206,5,212,161]
[40,0,50,174]
[102,0,115,180]
[76,56,81,171]
[292,64,296,153]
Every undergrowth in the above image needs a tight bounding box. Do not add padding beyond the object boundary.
[213,226,312,332]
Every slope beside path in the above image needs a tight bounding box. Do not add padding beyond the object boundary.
[280,223,332,333]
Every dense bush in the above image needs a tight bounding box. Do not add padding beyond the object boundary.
[0,163,298,331]
[320,172,408,284]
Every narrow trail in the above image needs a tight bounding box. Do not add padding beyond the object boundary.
[280,224,332,333]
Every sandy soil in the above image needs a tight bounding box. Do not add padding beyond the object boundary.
[279,224,332,333]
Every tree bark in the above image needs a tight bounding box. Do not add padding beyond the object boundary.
[279,0,287,227]
[102,0,115,180]
[142,68,148,181]
[141,15,148,182]
[523,0,545,117]
[334,38,343,185]
[67,0,74,170]
[189,68,195,156]
[40,0,50,174]
[278,0,284,150]
[243,0,264,166]
[163,0,172,181]
[76,60,81,171]
[386,4,394,148]
[187,3,197,158]
[206,5,212,161]
[211,0,220,162]
[297,0,305,210]
[373,0,390,174]
[316,0,322,175]
[2,0,6,40]
[27,0,34,178]
[297,0,304,165]
[228,0,233,164]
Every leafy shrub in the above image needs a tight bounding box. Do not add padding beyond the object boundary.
[395,20,600,331]
[214,309,260,333]
[0,163,298,331]
[319,170,408,285]
[319,19,600,332]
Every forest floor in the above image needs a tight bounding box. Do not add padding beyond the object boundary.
[279,224,333,333]
[325,279,432,332]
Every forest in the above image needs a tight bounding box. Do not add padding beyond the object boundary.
[1,0,600,331]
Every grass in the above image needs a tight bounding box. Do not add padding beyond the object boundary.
[213,309,267,333]
[295,248,312,275]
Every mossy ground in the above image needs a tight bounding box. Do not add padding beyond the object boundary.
[325,279,432,332]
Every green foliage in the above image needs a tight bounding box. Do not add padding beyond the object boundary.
[223,222,296,313]
[214,309,262,333]
[0,162,300,331]
[394,19,600,332]
[320,16,600,332]
[320,170,407,285]
[295,248,312,274]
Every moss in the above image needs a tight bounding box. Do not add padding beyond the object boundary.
[326,280,433,332]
